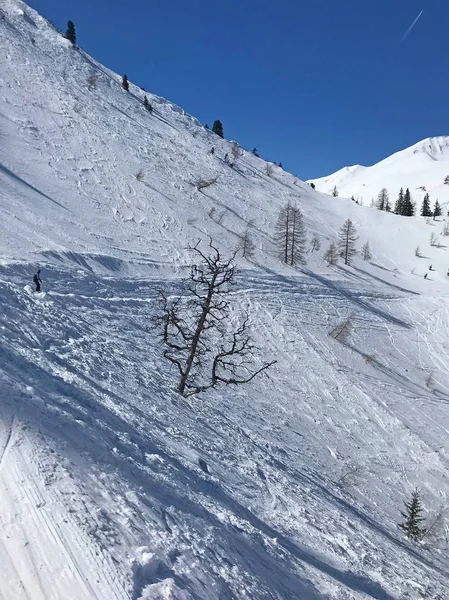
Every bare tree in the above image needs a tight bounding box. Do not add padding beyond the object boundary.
[266,163,274,177]
[231,142,242,162]
[430,232,440,247]
[237,227,256,259]
[376,188,391,211]
[135,169,145,181]
[338,218,358,265]
[415,245,424,258]
[155,239,275,397]
[274,202,307,266]
[324,242,339,265]
[310,235,321,252]
[331,185,339,197]
[196,175,220,191]
[443,224,449,237]
[361,241,372,261]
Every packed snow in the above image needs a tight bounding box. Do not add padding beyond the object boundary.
[2,0,449,598]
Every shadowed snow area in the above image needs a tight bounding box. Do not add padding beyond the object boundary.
[2,0,449,598]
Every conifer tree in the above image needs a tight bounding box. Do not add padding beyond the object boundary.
[420,193,432,217]
[122,74,129,91]
[398,489,427,542]
[212,120,224,138]
[252,148,259,157]
[278,162,283,169]
[377,188,391,211]
[65,21,76,45]
[394,187,405,215]
[433,199,442,219]
[324,242,339,266]
[338,219,358,265]
[205,124,209,130]
[332,185,339,197]
[403,188,415,216]
[143,96,152,111]
[309,182,315,189]
[361,241,372,261]
[274,202,307,266]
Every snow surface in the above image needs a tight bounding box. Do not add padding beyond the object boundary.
[2,0,449,598]
[309,137,449,209]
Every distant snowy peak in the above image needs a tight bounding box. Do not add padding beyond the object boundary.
[309,136,449,206]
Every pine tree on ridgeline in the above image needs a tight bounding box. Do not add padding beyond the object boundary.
[122,74,129,91]
[65,21,76,45]
[212,120,224,138]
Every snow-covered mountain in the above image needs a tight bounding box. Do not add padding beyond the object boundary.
[309,137,449,208]
[2,0,449,598]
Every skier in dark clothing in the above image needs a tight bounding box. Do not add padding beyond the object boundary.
[33,269,42,292]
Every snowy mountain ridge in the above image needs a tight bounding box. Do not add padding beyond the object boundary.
[2,0,449,598]
[309,136,449,207]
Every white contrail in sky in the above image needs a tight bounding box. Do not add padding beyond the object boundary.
[400,10,424,43]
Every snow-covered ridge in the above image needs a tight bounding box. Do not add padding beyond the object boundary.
[3,0,449,598]
[309,136,449,207]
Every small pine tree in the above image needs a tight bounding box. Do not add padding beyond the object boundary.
[398,489,427,542]
[278,162,283,169]
[205,124,209,130]
[361,241,372,261]
[65,21,76,45]
[394,187,405,215]
[403,188,415,216]
[122,74,129,91]
[433,199,442,219]
[252,148,259,157]
[332,185,339,197]
[444,175,449,185]
[338,219,358,265]
[311,235,321,252]
[143,96,152,111]
[324,242,339,266]
[212,120,224,138]
[421,193,432,217]
[309,182,315,190]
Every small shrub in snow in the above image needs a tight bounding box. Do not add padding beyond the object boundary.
[195,175,220,191]
[87,74,97,91]
[310,235,321,252]
[430,233,439,247]
[443,224,449,237]
[415,245,424,258]
[266,163,274,177]
[135,169,144,182]
[143,96,152,112]
[331,185,338,197]
[330,314,354,344]
[444,175,449,185]
[398,489,427,542]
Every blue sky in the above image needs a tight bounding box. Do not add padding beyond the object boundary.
[29,0,449,179]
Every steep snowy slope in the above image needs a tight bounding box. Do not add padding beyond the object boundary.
[309,137,449,209]
[2,1,449,599]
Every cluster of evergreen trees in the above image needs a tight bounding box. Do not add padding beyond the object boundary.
[374,187,442,219]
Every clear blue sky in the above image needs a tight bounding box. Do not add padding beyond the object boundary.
[29,0,449,179]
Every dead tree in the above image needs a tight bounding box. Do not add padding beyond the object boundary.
[155,239,275,397]
[324,242,339,266]
[274,202,307,266]
[195,175,220,191]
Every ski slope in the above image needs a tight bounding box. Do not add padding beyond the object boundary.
[309,137,449,209]
[2,0,449,598]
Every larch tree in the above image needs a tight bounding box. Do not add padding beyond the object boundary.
[274,202,307,267]
[338,218,358,265]
[324,242,339,266]
[361,241,372,261]
[332,185,339,197]
[237,227,256,259]
[377,188,391,211]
